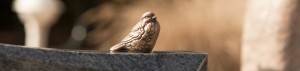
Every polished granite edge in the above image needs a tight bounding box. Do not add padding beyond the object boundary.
[0,43,207,71]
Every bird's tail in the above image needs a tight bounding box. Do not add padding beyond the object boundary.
[110,43,127,51]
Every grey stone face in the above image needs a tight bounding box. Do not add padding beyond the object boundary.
[0,44,207,71]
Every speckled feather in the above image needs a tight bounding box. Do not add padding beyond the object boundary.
[110,12,160,53]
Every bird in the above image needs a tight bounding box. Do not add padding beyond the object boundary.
[110,12,160,53]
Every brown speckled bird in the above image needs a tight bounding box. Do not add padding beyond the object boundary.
[110,12,160,53]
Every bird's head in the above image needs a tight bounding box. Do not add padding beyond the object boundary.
[141,12,157,22]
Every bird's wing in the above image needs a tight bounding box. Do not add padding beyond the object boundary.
[121,21,145,43]
[111,20,145,51]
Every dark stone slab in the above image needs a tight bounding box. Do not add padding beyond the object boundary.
[0,43,207,71]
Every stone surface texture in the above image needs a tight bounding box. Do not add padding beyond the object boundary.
[0,44,207,71]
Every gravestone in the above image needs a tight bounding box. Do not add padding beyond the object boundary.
[0,43,207,71]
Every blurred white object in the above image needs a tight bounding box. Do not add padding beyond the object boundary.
[13,0,64,47]
[242,0,291,71]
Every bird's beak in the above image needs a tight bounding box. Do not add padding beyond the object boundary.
[152,16,157,20]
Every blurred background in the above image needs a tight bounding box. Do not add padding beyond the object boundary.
[0,0,245,71]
